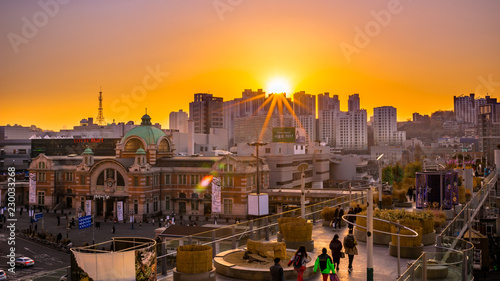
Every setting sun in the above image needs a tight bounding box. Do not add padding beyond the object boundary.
[266,77,292,96]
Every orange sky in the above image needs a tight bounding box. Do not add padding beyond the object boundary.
[1,0,499,131]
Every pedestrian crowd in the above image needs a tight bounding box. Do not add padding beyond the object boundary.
[270,207,360,281]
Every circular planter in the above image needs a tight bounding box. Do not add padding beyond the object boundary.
[354,227,392,245]
[389,242,423,259]
[176,245,213,274]
[421,230,436,246]
[214,249,317,281]
[283,239,314,252]
[173,268,216,281]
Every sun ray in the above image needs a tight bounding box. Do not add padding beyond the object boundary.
[259,94,278,142]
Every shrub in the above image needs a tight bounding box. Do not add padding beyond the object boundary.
[393,189,407,202]
[458,185,466,204]
[465,189,472,201]
[382,195,393,207]
[321,207,337,222]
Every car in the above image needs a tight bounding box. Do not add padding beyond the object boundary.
[15,257,34,267]
[0,270,6,280]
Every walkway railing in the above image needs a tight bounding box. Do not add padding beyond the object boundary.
[398,171,497,281]
[156,192,367,276]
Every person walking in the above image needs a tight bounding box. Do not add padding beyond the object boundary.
[287,245,310,281]
[332,207,339,228]
[329,234,343,271]
[343,229,358,273]
[313,248,335,281]
[336,207,344,229]
[354,204,362,214]
[270,257,284,281]
[112,225,116,234]
[407,186,413,202]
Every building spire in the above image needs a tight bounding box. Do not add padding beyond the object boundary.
[96,87,106,126]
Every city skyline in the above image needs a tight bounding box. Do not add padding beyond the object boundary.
[1,0,500,130]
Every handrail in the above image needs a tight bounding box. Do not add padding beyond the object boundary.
[156,193,367,262]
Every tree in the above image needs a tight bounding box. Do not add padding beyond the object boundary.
[392,164,404,183]
[382,165,394,184]
[404,161,422,179]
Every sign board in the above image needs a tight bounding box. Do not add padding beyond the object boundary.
[33,212,43,222]
[212,177,221,213]
[272,127,295,143]
[248,193,269,216]
[78,215,92,230]
[85,200,92,216]
[29,173,37,204]
[117,201,123,222]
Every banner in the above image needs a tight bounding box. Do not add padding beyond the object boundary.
[211,177,221,213]
[29,173,37,204]
[272,127,295,143]
[117,201,123,222]
[85,200,92,216]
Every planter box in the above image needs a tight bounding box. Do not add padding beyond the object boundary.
[394,202,413,208]
[389,242,423,259]
[284,239,314,252]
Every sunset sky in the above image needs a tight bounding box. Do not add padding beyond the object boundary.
[1,0,499,131]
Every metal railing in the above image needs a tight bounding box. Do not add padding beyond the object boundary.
[156,192,367,276]
[398,171,497,281]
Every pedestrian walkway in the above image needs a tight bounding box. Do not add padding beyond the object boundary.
[159,216,432,281]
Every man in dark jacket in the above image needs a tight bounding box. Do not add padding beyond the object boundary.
[336,207,344,229]
[329,234,343,271]
[269,257,284,281]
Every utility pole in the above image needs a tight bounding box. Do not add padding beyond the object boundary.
[367,187,374,281]
[377,154,384,209]
[298,163,309,218]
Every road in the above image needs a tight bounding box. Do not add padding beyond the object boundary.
[0,233,69,281]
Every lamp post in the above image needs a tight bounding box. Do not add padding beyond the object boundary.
[297,163,309,219]
[367,187,374,281]
[377,154,384,209]
[247,141,268,216]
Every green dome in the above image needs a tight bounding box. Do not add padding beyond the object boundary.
[135,148,146,155]
[83,148,94,155]
[122,125,166,146]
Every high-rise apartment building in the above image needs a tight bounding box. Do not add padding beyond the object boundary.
[224,89,267,146]
[318,110,338,146]
[293,91,316,116]
[317,92,340,112]
[373,106,406,146]
[454,93,487,126]
[189,93,224,134]
[336,110,368,151]
[348,93,360,112]
[169,109,188,133]
[478,96,500,163]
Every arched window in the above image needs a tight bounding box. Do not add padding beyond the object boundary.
[191,193,199,199]
[158,139,170,152]
[179,193,186,199]
[204,193,211,200]
[97,168,125,186]
[124,138,144,152]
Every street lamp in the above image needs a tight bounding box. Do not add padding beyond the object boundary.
[297,163,309,219]
[247,141,269,216]
[376,154,384,209]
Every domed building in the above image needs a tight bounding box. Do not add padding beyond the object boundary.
[29,114,268,222]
